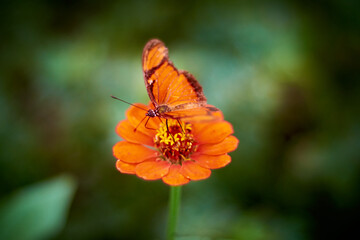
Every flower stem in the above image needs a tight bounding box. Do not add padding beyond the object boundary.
[166,186,182,240]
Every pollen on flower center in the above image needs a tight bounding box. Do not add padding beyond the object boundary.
[154,120,197,164]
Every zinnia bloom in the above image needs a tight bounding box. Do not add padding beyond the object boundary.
[113,103,238,186]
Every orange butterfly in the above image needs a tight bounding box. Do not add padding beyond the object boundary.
[142,39,220,123]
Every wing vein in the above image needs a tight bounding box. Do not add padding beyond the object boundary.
[163,74,182,104]
[154,62,169,104]
[147,47,158,70]
[163,75,190,104]
[165,83,196,105]
[157,66,177,104]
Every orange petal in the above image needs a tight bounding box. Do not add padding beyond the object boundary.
[113,141,158,163]
[126,104,161,135]
[162,164,190,186]
[116,120,154,146]
[192,154,231,169]
[179,161,211,180]
[135,159,171,180]
[192,121,234,144]
[116,160,136,174]
[206,105,224,120]
[197,135,239,155]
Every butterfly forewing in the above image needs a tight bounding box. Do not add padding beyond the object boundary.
[142,39,168,72]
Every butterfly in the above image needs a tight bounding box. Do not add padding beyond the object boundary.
[142,39,220,124]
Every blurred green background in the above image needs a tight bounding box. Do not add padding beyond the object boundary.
[1,0,359,239]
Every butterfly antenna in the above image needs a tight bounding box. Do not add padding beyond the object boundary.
[111,95,148,111]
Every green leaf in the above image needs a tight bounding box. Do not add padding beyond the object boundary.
[0,174,77,240]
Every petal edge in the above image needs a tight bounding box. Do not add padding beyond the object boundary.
[113,141,158,163]
[197,135,239,155]
[192,121,234,144]
[192,154,231,169]
[136,159,171,180]
[116,120,154,146]
[162,165,190,186]
[179,161,211,181]
[116,160,136,174]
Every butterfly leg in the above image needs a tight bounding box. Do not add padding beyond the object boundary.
[143,116,157,130]
[165,119,176,142]
[134,116,148,132]
[176,119,185,133]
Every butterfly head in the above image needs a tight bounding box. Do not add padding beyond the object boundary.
[146,109,157,118]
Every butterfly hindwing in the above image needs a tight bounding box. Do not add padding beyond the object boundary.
[163,105,221,122]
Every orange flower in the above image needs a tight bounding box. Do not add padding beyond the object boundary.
[113,103,239,186]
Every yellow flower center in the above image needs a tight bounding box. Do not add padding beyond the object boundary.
[154,120,197,164]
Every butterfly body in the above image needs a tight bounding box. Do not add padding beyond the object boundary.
[142,39,220,122]
[145,105,171,118]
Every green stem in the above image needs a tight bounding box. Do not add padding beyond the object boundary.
[166,186,182,240]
